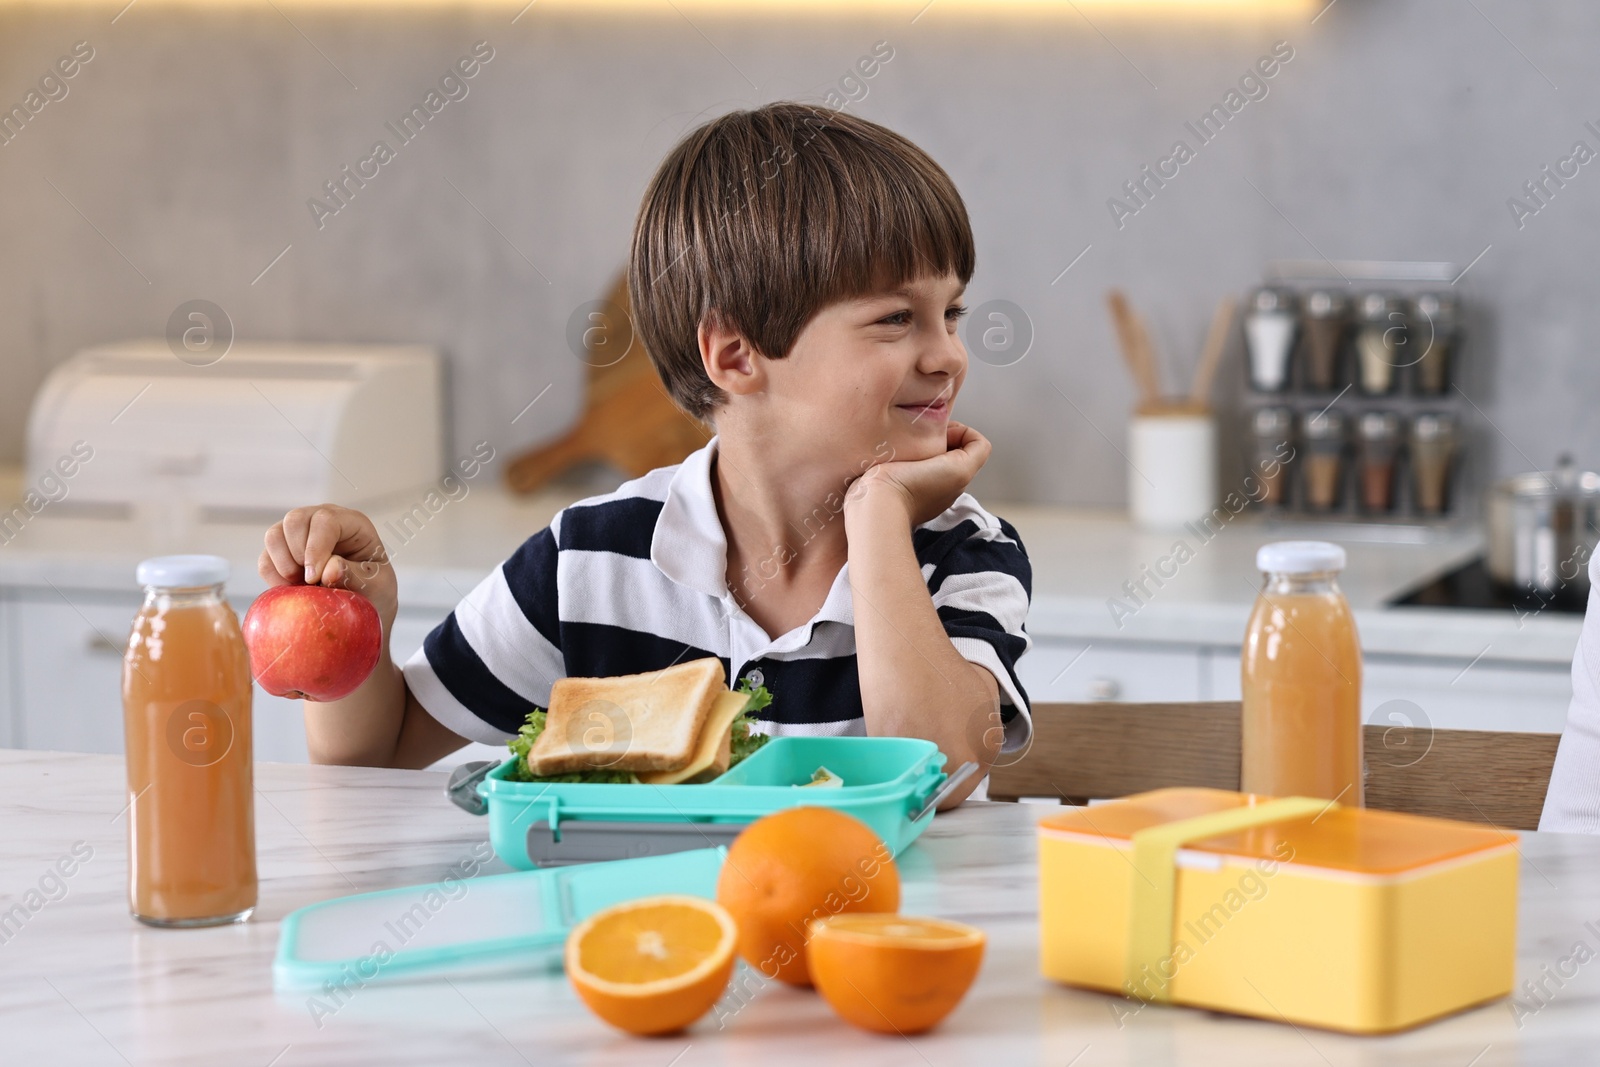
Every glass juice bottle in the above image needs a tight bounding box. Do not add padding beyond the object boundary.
[1240,541,1364,805]
[123,555,257,926]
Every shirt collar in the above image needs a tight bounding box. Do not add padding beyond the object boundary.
[650,435,855,632]
[650,435,730,600]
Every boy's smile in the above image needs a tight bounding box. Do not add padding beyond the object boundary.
[894,390,950,422]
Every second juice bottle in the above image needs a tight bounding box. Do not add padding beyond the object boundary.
[1240,541,1364,805]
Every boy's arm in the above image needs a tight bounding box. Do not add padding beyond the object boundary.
[844,421,1004,809]
[299,656,469,769]
[846,489,1000,807]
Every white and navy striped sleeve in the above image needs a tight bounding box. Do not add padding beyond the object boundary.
[402,519,567,744]
[915,497,1034,753]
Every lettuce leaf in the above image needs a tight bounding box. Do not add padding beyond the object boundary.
[728,679,773,768]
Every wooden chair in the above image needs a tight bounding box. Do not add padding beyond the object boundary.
[987,701,1560,831]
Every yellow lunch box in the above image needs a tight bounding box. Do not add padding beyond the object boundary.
[1037,788,1519,1034]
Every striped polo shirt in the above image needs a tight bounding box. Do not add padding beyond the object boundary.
[403,437,1034,752]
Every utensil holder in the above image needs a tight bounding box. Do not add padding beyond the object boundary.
[1129,405,1217,530]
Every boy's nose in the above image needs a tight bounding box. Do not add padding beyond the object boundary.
[918,331,966,377]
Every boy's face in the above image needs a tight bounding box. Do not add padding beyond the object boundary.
[762,271,968,474]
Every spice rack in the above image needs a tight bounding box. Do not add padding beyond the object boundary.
[1237,261,1474,534]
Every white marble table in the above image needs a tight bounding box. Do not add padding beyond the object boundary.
[4,747,1599,1066]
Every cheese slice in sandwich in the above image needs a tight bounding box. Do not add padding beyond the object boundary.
[638,690,751,785]
[525,657,725,776]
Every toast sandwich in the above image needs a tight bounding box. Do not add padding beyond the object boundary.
[524,657,727,776]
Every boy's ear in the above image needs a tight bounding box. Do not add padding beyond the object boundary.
[699,312,766,398]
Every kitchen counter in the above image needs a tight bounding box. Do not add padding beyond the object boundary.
[5,746,1600,1066]
[0,468,576,610]
[1005,505,1583,667]
[0,468,1580,667]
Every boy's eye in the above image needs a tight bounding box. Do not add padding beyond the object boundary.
[946,304,969,321]
[875,310,912,327]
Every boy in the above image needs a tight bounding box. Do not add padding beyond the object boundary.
[259,103,1032,808]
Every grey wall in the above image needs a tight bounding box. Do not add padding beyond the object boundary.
[0,0,1594,507]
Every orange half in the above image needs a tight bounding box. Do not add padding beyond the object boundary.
[565,895,738,1036]
[808,914,986,1034]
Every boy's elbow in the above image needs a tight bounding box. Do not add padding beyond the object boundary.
[934,737,997,812]
[935,770,986,811]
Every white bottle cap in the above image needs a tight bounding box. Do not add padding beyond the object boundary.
[135,555,230,588]
[1256,541,1346,575]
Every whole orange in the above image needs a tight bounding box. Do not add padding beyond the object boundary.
[715,806,900,987]
[809,914,986,1034]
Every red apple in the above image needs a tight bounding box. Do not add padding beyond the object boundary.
[242,585,382,701]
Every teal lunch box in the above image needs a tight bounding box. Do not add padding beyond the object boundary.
[445,736,978,870]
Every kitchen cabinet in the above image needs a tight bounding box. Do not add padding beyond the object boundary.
[0,592,505,767]
[11,590,138,755]
[10,589,307,762]
[1017,638,1205,703]
[1022,637,1574,737]
[388,611,511,767]
[0,592,1578,764]
[1208,651,1573,734]
[389,614,433,665]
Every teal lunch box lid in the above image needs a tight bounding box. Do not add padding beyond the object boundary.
[273,847,726,991]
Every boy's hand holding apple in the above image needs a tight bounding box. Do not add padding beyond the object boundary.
[249,505,392,701]
[258,504,398,623]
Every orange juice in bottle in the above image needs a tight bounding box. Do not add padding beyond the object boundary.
[1240,541,1364,804]
[123,555,257,926]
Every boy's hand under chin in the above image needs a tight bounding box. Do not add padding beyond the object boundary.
[845,420,992,527]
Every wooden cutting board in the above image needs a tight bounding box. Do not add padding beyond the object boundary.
[505,274,709,494]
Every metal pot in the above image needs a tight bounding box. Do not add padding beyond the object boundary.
[1485,455,1600,597]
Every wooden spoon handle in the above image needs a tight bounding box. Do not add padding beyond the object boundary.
[1128,308,1163,405]
[1106,290,1161,408]
[1189,295,1237,409]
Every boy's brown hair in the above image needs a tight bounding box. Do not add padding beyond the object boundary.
[628,103,975,418]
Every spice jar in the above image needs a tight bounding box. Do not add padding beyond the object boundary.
[1355,293,1405,396]
[1357,412,1403,514]
[1248,407,1296,508]
[1303,409,1347,512]
[1410,413,1458,515]
[1301,290,1349,393]
[1244,288,1298,393]
[1411,293,1459,396]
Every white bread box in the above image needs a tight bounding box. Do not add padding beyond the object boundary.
[26,341,443,520]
